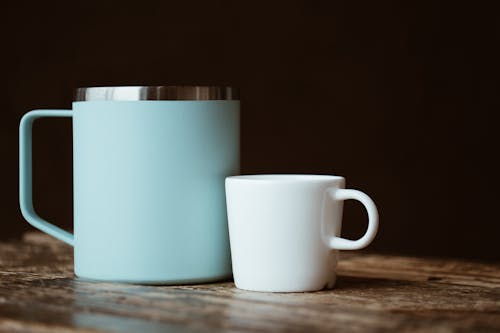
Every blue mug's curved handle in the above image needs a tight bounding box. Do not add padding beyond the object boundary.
[19,110,74,246]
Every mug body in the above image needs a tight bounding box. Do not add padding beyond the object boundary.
[225,175,345,292]
[73,98,239,283]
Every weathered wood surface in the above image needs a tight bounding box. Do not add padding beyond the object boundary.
[0,232,499,333]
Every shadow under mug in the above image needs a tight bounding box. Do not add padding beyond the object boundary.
[19,86,240,284]
[225,174,379,292]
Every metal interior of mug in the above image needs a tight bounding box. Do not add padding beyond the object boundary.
[74,86,239,101]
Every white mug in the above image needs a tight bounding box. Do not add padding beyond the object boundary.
[225,174,379,292]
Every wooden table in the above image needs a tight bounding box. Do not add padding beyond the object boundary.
[0,233,499,333]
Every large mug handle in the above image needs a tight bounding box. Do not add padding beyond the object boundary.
[19,110,74,246]
[322,188,379,250]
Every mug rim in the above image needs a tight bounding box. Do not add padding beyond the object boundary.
[226,174,345,183]
[74,86,239,101]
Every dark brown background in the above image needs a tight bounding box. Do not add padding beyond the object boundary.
[4,1,499,260]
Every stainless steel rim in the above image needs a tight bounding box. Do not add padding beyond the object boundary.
[74,86,239,101]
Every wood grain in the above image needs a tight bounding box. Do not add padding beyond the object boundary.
[1,232,499,333]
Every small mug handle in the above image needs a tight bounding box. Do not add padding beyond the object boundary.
[19,110,74,246]
[322,188,379,250]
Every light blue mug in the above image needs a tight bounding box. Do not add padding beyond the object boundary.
[19,86,240,284]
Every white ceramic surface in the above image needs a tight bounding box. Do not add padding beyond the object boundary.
[225,175,378,292]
